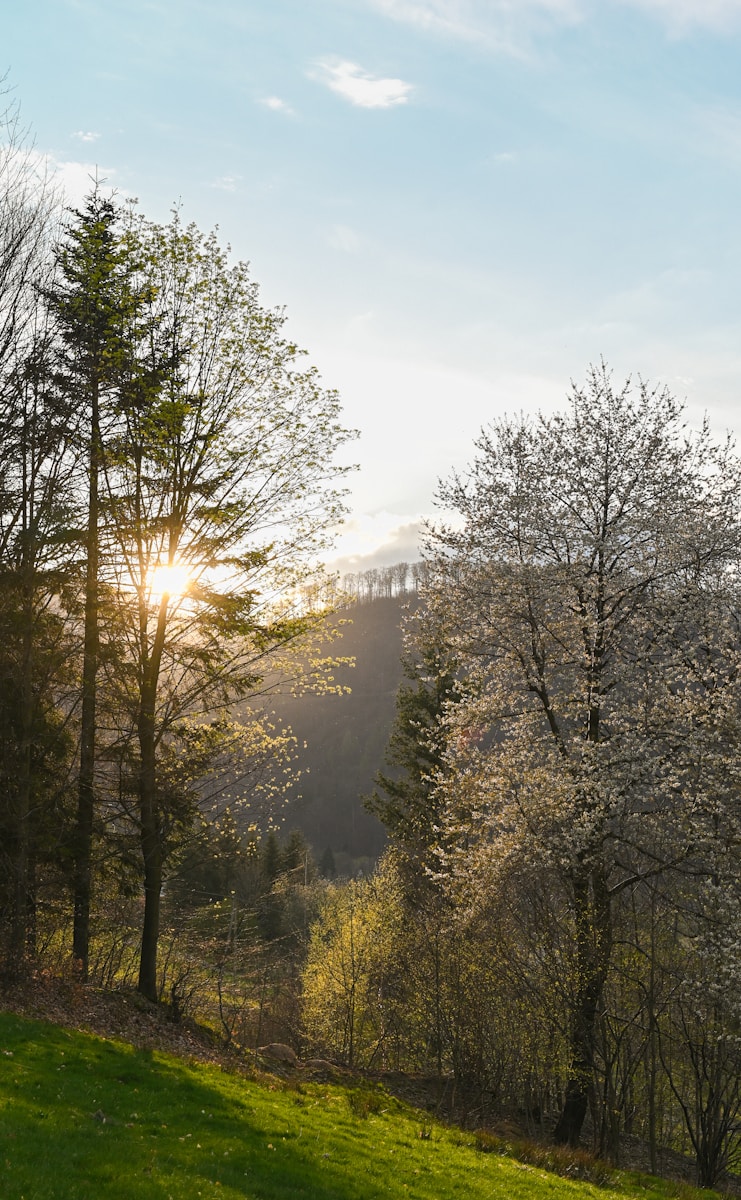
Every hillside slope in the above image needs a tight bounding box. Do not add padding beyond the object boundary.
[263,595,416,867]
[0,1011,720,1200]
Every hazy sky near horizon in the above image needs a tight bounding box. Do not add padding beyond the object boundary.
[5,0,741,572]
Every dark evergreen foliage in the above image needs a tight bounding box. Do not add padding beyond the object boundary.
[368,633,459,877]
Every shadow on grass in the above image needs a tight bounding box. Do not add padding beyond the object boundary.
[0,1013,402,1200]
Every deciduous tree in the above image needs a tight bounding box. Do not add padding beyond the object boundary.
[93,209,355,999]
[423,364,741,1145]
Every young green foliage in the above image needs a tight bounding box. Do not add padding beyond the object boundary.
[86,206,356,1000]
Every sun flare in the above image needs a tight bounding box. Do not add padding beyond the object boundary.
[150,561,192,600]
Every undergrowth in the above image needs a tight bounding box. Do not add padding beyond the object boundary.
[474,1129,617,1186]
[472,1129,735,1200]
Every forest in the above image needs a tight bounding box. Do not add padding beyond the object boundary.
[0,106,354,999]
[3,101,741,1196]
[265,583,418,870]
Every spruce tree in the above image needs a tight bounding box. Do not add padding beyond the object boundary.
[369,633,459,888]
[51,191,146,975]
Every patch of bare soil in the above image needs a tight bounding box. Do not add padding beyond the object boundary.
[0,972,242,1071]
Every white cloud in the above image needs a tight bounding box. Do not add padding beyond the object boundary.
[328,512,427,574]
[19,146,122,208]
[259,96,295,115]
[312,59,413,108]
[72,130,100,143]
[49,159,118,206]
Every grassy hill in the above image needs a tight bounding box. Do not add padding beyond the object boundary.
[0,1011,725,1200]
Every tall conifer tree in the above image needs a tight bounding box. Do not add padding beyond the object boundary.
[51,192,144,974]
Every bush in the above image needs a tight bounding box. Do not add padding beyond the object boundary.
[473,1129,616,1187]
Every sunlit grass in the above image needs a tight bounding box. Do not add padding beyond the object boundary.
[0,1013,726,1200]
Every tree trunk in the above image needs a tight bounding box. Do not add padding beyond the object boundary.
[136,598,168,1002]
[554,866,612,1146]
[11,446,37,967]
[138,809,162,1002]
[73,383,99,977]
[137,673,162,1002]
[10,585,34,966]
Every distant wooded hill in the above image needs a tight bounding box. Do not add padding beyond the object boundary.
[260,575,422,874]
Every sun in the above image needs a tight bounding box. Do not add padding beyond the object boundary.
[150,561,192,600]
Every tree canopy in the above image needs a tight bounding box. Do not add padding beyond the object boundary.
[0,177,356,998]
[415,364,741,1148]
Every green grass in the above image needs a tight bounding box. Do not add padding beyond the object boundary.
[0,1013,724,1200]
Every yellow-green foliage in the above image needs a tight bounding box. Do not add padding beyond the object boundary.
[302,868,404,1067]
[302,860,568,1092]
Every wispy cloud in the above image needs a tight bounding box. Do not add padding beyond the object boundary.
[327,224,363,253]
[366,0,741,45]
[366,0,582,50]
[618,0,741,32]
[72,130,100,143]
[691,102,741,163]
[259,96,295,116]
[312,59,413,108]
[209,174,241,192]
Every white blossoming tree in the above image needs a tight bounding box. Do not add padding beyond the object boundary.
[422,363,741,1147]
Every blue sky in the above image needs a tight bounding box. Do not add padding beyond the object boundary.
[5,0,741,570]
